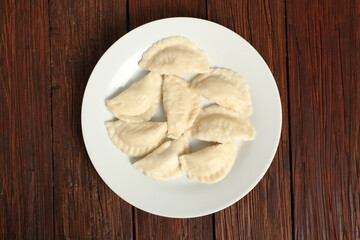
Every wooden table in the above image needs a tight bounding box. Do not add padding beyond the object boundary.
[1,0,359,239]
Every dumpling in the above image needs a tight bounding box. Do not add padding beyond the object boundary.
[191,68,252,116]
[105,120,167,157]
[106,72,162,122]
[163,75,201,139]
[113,107,156,123]
[138,36,209,75]
[179,142,237,184]
[133,136,189,180]
[191,105,255,143]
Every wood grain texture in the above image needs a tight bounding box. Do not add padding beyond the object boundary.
[129,1,213,240]
[1,0,359,238]
[49,1,133,239]
[207,0,292,239]
[129,0,207,29]
[0,0,53,239]
[135,209,213,240]
[287,0,360,239]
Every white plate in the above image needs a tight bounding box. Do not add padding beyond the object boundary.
[81,17,282,218]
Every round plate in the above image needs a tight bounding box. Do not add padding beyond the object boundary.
[81,17,282,218]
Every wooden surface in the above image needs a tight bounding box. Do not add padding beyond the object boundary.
[0,0,358,239]
[287,0,360,238]
[208,0,293,239]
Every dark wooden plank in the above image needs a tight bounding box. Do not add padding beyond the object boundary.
[135,209,213,240]
[49,1,133,239]
[129,1,213,239]
[208,0,292,239]
[286,0,359,239]
[0,0,53,239]
[129,0,207,30]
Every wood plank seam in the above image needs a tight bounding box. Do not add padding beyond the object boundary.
[212,214,216,240]
[46,0,56,239]
[125,1,138,239]
[207,6,215,238]
[132,206,137,240]
[283,0,295,239]
[126,0,131,33]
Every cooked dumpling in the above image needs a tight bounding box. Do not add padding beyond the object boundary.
[133,136,189,180]
[163,75,201,139]
[192,68,252,116]
[113,107,156,123]
[179,142,237,184]
[138,36,209,75]
[106,72,162,122]
[105,120,167,157]
[191,105,255,143]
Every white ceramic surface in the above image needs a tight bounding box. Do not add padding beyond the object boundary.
[81,17,282,218]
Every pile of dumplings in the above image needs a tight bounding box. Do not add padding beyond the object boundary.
[105,36,255,184]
